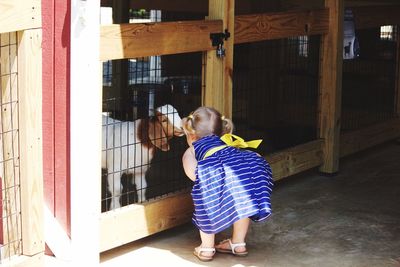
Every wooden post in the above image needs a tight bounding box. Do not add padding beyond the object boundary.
[203,0,234,118]
[318,0,344,174]
[0,31,21,259]
[111,0,129,119]
[395,25,400,117]
[18,29,45,257]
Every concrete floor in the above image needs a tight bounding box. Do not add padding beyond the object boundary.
[48,141,400,267]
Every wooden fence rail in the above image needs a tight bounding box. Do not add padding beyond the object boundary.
[235,8,329,44]
[100,20,222,60]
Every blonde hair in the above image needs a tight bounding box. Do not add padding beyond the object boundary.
[182,106,234,139]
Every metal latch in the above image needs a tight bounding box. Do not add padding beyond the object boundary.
[210,29,231,58]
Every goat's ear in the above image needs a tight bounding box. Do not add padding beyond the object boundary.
[148,119,170,151]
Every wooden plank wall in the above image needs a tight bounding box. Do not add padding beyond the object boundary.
[42,0,71,242]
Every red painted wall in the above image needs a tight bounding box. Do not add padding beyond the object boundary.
[42,0,71,242]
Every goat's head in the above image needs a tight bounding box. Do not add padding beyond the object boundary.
[147,104,184,151]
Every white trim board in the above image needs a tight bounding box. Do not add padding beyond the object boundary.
[70,0,101,265]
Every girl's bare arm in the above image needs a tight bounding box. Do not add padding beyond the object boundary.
[182,146,197,181]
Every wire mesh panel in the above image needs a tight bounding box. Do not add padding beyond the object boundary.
[341,26,398,131]
[232,36,321,155]
[0,32,22,262]
[100,7,204,211]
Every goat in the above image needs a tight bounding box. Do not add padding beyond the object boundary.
[102,104,184,210]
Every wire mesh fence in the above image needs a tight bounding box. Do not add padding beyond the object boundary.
[0,32,22,263]
[232,36,321,155]
[341,25,398,131]
[100,7,203,211]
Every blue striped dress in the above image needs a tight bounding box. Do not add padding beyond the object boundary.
[191,135,273,234]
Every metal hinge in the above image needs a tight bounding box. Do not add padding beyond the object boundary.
[210,29,231,58]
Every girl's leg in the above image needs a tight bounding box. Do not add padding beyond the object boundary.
[232,217,250,244]
[216,217,250,253]
[199,230,215,248]
[195,230,215,257]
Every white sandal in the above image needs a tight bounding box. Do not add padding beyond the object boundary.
[193,246,216,262]
[216,239,248,256]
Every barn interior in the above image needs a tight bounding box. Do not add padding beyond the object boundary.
[1,0,399,265]
[95,0,400,265]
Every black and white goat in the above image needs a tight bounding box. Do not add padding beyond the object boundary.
[102,104,184,209]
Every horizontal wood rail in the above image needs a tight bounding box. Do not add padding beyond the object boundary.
[340,118,400,157]
[100,191,193,252]
[234,8,329,44]
[0,0,41,34]
[352,5,400,29]
[266,139,324,181]
[100,20,222,60]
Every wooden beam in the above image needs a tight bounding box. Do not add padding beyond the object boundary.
[0,0,41,34]
[203,0,234,117]
[99,192,193,252]
[235,8,330,44]
[266,140,324,181]
[100,20,222,61]
[0,31,21,259]
[396,27,400,117]
[18,29,44,256]
[352,5,400,29]
[100,0,253,14]
[340,119,400,157]
[318,0,344,174]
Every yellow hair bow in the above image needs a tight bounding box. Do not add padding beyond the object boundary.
[203,134,262,159]
[220,133,262,149]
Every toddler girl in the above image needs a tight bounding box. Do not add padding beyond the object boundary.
[181,106,273,261]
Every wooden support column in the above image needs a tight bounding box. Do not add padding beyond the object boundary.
[0,31,21,260]
[395,25,400,117]
[18,29,44,257]
[318,0,344,174]
[203,0,234,117]
[111,0,129,119]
